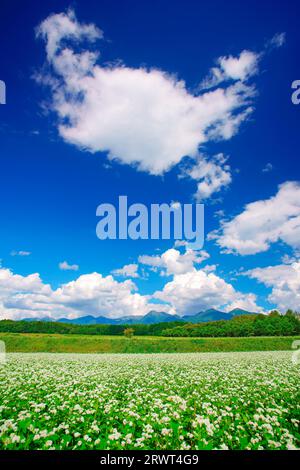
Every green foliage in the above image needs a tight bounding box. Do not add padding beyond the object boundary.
[0,332,299,353]
[269,310,280,317]
[0,320,185,336]
[0,311,299,339]
[162,312,300,337]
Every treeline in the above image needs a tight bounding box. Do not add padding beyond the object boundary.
[0,310,299,337]
[0,319,184,336]
[162,311,300,337]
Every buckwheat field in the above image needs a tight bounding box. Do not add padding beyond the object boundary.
[0,351,299,450]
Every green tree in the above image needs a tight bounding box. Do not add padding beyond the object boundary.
[269,310,280,317]
[285,309,295,317]
[124,327,134,338]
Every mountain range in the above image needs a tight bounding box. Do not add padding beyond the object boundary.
[21,308,257,325]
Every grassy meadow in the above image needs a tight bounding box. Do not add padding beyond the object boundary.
[0,332,299,353]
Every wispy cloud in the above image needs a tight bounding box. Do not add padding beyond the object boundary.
[200,50,259,90]
[112,263,139,278]
[10,250,31,257]
[181,153,232,200]
[262,162,273,173]
[59,261,79,271]
[265,32,286,51]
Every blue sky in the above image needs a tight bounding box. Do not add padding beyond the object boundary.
[0,0,299,320]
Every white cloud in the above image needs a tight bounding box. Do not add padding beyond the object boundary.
[51,273,154,318]
[262,162,273,173]
[10,251,31,257]
[174,240,189,248]
[214,209,225,218]
[201,32,285,91]
[200,50,259,90]
[182,153,232,200]
[212,181,300,255]
[153,269,262,315]
[36,8,102,59]
[138,254,162,269]
[245,261,300,312]
[224,293,263,313]
[170,201,181,210]
[139,248,262,313]
[266,32,286,50]
[202,264,217,273]
[281,253,298,265]
[0,268,49,295]
[59,261,79,271]
[139,248,210,276]
[36,9,259,175]
[219,51,259,81]
[0,260,264,320]
[112,263,139,278]
[0,267,167,320]
[0,268,53,320]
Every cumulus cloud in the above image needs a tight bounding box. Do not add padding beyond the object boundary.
[181,153,232,200]
[219,51,259,81]
[0,268,49,295]
[0,267,167,320]
[0,268,53,320]
[153,269,262,315]
[112,263,139,278]
[51,273,153,318]
[59,261,79,271]
[224,293,263,313]
[0,259,264,320]
[200,50,259,90]
[211,181,300,255]
[245,261,300,312]
[139,248,210,276]
[35,9,260,176]
[201,32,285,91]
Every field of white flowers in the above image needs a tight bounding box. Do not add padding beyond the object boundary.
[0,351,299,450]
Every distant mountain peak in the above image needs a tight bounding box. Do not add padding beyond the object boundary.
[229,308,257,316]
[20,307,258,325]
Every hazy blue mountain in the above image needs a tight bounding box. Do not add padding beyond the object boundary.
[184,308,257,323]
[22,316,55,322]
[20,308,257,325]
[112,311,181,325]
[183,308,232,323]
[58,315,115,325]
[138,311,181,324]
[229,308,257,317]
[113,315,144,325]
